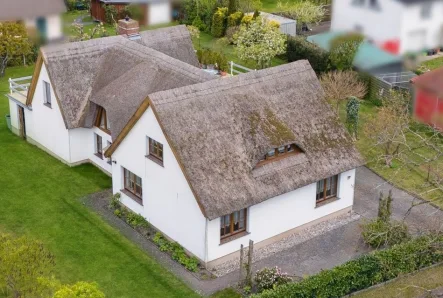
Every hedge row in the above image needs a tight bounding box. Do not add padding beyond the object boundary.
[252,236,443,298]
[287,36,330,74]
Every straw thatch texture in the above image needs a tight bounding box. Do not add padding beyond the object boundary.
[139,25,200,68]
[40,30,211,136]
[149,60,364,219]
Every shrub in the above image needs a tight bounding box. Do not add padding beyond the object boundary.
[226,26,239,44]
[361,219,410,248]
[125,212,149,229]
[114,209,122,218]
[109,193,121,209]
[254,267,292,293]
[227,11,243,27]
[268,20,280,29]
[287,36,330,74]
[197,48,229,71]
[241,15,253,26]
[66,0,77,11]
[104,4,118,24]
[212,7,228,37]
[152,233,199,271]
[251,236,443,298]
[153,232,172,252]
[192,15,207,31]
[124,4,143,21]
[329,33,364,70]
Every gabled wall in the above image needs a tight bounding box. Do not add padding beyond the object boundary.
[111,106,207,260]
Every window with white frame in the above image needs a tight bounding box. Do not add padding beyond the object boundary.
[43,81,51,107]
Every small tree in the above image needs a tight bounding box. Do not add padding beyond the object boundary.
[0,22,31,77]
[0,234,55,298]
[53,282,105,298]
[124,4,143,21]
[277,1,325,34]
[228,0,239,14]
[346,96,360,139]
[365,90,410,167]
[238,0,262,13]
[211,7,228,37]
[329,33,364,70]
[235,17,286,69]
[70,23,107,42]
[320,70,367,114]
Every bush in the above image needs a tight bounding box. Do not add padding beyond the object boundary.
[192,16,207,31]
[361,219,410,248]
[254,267,292,293]
[251,235,443,298]
[241,15,253,26]
[227,11,243,27]
[114,209,122,217]
[125,212,149,229]
[287,36,330,74]
[225,26,239,44]
[109,193,121,209]
[212,7,228,37]
[124,4,143,21]
[197,48,229,71]
[66,0,77,11]
[104,4,118,24]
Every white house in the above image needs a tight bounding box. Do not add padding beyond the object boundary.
[104,60,363,267]
[6,24,211,175]
[331,0,443,54]
[0,0,66,43]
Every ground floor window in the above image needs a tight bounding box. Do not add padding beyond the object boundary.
[316,175,338,203]
[220,209,247,240]
[95,133,103,159]
[123,168,143,203]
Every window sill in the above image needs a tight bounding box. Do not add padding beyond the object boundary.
[146,155,164,167]
[95,153,103,160]
[43,102,52,109]
[220,231,249,245]
[121,189,143,206]
[316,197,340,208]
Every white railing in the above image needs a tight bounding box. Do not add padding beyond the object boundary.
[230,61,255,76]
[8,76,32,99]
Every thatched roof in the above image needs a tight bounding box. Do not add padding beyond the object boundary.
[139,25,200,67]
[0,0,65,20]
[148,60,364,219]
[39,27,210,136]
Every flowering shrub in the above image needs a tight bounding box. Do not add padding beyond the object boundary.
[254,267,292,292]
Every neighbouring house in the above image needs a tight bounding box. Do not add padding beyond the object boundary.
[331,0,443,55]
[308,31,404,74]
[0,0,65,43]
[90,0,173,26]
[411,67,443,129]
[104,60,363,267]
[6,24,211,175]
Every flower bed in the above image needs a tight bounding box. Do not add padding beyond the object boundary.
[109,194,214,278]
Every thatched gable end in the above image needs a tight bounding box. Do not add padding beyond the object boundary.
[148,60,364,220]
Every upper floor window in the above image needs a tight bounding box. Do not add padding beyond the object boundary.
[95,107,110,133]
[220,209,247,241]
[147,137,163,166]
[43,81,51,107]
[316,175,338,204]
[421,3,432,19]
[257,144,303,167]
[123,167,143,204]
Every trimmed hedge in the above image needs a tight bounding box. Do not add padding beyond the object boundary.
[287,36,330,74]
[211,7,228,37]
[252,236,443,298]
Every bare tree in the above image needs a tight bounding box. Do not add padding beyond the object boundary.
[320,70,367,114]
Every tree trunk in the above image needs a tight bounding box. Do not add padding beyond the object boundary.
[0,56,8,78]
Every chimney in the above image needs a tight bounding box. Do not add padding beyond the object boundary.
[118,17,140,38]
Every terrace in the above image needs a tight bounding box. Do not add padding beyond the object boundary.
[7,76,32,107]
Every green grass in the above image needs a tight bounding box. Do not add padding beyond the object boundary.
[210,288,242,298]
[352,263,443,298]
[261,0,330,12]
[421,57,443,71]
[194,32,287,70]
[0,65,199,297]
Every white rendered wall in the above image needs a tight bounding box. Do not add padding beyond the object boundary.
[46,14,63,41]
[111,106,207,260]
[331,0,402,42]
[148,1,171,25]
[400,2,443,53]
[8,100,19,133]
[206,169,356,262]
[25,64,71,163]
[68,128,92,163]
[89,127,112,174]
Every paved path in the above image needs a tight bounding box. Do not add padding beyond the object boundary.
[84,167,443,296]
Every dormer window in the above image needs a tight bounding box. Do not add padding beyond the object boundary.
[95,106,110,133]
[258,144,302,166]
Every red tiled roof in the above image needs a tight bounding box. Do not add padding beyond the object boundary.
[411,67,443,96]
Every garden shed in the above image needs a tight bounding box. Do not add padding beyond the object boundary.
[247,12,296,37]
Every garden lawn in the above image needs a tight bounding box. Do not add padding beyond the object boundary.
[0,66,198,297]
[339,100,443,208]
[421,56,443,71]
[194,32,287,71]
[261,0,330,12]
[352,263,443,298]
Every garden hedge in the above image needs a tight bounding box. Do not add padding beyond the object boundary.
[211,7,228,38]
[287,36,330,74]
[252,236,443,298]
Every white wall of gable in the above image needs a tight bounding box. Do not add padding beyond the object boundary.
[111,106,207,260]
[25,64,71,163]
[206,169,356,262]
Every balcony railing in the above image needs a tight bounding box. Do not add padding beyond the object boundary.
[8,76,32,104]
